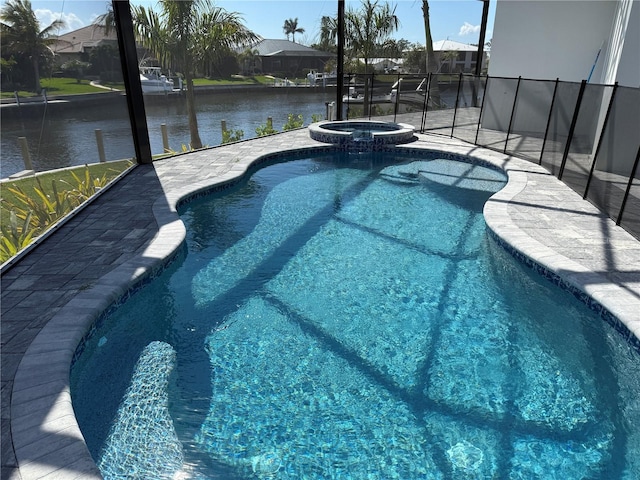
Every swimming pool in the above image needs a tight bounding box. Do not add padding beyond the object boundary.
[70,149,640,479]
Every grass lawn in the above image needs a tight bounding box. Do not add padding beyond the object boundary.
[1,159,134,227]
[192,75,278,86]
[41,77,124,94]
[193,76,258,86]
[0,78,124,98]
[2,75,308,99]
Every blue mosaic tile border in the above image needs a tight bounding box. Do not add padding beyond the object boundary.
[71,242,188,367]
[73,145,498,366]
[487,228,640,353]
[72,144,637,367]
[397,146,506,173]
[309,121,416,147]
[175,146,339,211]
[74,147,341,366]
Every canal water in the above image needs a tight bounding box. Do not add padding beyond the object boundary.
[0,89,336,178]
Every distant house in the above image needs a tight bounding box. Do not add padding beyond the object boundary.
[50,25,118,67]
[245,39,335,77]
[358,58,404,73]
[432,40,486,74]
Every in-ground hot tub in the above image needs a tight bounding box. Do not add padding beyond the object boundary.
[309,120,415,147]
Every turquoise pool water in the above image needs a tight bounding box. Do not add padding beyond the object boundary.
[71,150,640,479]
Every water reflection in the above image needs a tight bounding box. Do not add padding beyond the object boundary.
[1,89,333,177]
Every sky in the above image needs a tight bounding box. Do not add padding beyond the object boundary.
[27,0,496,47]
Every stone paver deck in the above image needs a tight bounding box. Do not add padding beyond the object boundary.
[2,127,639,479]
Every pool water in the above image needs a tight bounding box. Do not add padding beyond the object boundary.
[70,150,640,479]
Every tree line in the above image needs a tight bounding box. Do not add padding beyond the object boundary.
[1,0,447,149]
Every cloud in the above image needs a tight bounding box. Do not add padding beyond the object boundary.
[459,22,480,36]
[35,9,85,34]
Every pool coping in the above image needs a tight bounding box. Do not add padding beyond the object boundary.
[9,129,640,479]
[308,120,416,146]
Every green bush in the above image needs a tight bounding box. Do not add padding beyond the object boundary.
[222,129,244,144]
[5,177,73,231]
[255,118,277,137]
[60,60,91,83]
[0,211,36,263]
[0,166,114,263]
[283,113,304,131]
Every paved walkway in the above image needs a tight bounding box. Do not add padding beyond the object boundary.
[2,127,639,479]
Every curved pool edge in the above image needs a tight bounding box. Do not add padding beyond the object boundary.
[308,120,416,146]
[10,136,334,480]
[482,162,640,344]
[10,131,640,480]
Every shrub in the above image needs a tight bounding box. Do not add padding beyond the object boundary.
[283,113,304,131]
[5,177,72,230]
[62,169,110,203]
[0,211,36,263]
[60,60,91,83]
[0,166,116,263]
[222,129,244,144]
[255,118,277,137]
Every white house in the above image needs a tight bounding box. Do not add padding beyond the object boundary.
[484,0,639,176]
[359,58,404,73]
[432,40,486,74]
[488,0,639,86]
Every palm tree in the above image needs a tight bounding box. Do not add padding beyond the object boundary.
[283,17,304,43]
[345,0,399,74]
[318,15,338,52]
[93,3,115,34]
[0,0,65,93]
[239,47,259,75]
[343,0,398,115]
[421,0,441,105]
[133,0,256,149]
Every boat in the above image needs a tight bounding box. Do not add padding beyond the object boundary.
[307,70,338,87]
[391,78,451,109]
[342,86,392,105]
[139,67,179,95]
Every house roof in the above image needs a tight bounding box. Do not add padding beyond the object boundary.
[364,58,404,66]
[432,40,478,52]
[51,25,117,54]
[248,39,334,58]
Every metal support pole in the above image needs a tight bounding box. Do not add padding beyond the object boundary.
[473,1,490,107]
[368,73,374,119]
[113,0,152,164]
[583,83,618,198]
[474,75,488,145]
[539,78,560,165]
[336,0,345,121]
[421,73,432,132]
[363,73,370,119]
[475,1,490,76]
[504,76,522,154]
[558,80,587,180]
[394,74,401,122]
[451,72,463,138]
[617,145,640,226]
